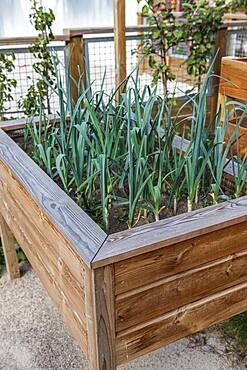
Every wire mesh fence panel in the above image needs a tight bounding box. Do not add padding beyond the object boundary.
[0,44,66,117]
[227,29,247,57]
[131,38,202,97]
[85,34,203,98]
[84,37,115,96]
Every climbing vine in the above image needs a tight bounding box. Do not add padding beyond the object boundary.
[138,0,247,92]
[0,52,17,119]
[20,0,55,115]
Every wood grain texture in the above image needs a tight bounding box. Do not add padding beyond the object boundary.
[0,129,106,265]
[0,213,20,279]
[93,197,247,268]
[113,220,247,294]
[116,281,247,364]
[0,34,69,46]
[220,57,247,93]
[115,250,247,331]
[84,266,98,369]
[67,36,86,103]
[0,157,88,352]
[114,0,126,91]
[210,26,227,120]
[93,266,116,370]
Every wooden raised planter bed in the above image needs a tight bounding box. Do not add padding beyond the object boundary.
[219,57,247,156]
[2,121,247,369]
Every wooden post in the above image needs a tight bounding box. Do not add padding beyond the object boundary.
[67,35,86,103]
[0,214,20,280]
[114,0,126,94]
[88,265,116,370]
[210,26,228,121]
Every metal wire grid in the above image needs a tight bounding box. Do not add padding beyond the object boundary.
[84,36,115,96]
[227,29,247,57]
[84,35,201,98]
[0,44,66,117]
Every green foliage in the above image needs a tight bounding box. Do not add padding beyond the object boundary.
[183,0,228,81]
[138,0,247,91]
[137,0,183,92]
[0,53,17,118]
[222,312,247,356]
[20,0,55,115]
[0,242,26,276]
[24,59,246,231]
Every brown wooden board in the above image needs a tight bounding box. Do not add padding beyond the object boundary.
[92,266,117,370]
[115,249,247,331]
[116,281,247,364]
[113,220,247,295]
[0,153,89,352]
[220,57,247,94]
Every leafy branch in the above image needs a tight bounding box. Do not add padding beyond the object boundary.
[20,0,55,115]
[0,53,17,119]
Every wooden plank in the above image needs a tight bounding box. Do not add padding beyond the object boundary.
[210,26,227,121]
[220,84,247,103]
[21,229,88,352]
[0,34,69,46]
[115,250,247,331]
[224,13,247,21]
[0,114,61,132]
[0,129,106,265]
[219,58,247,96]
[0,160,88,351]
[64,25,155,38]
[0,213,20,279]
[67,36,86,103]
[116,281,247,364]
[93,197,247,268]
[92,266,116,370]
[85,267,98,369]
[113,220,247,294]
[114,0,126,91]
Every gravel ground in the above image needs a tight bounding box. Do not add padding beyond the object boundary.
[0,263,243,370]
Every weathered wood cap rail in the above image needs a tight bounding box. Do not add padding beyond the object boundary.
[93,197,247,267]
[0,129,107,266]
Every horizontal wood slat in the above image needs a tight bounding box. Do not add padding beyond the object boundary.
[93,197,247,268]
[116,250,247,331]
[0,129,106,265]
[116,281,247,364]
[0,114,62,132]
[114,220,247,294]
[0,158,89,352]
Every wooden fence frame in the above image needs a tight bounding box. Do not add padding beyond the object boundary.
[1,121,247,369]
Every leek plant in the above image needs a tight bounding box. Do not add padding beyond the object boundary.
[24,56,247,231]
[184,67,212,212]
[229,104,247,198]
[232,153,247,198]
[168,139,186,214]
[209,102,247,203]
